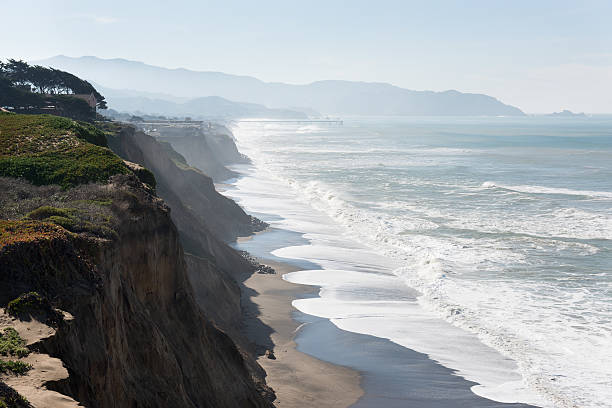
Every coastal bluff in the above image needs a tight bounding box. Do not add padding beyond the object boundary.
[0,113,274,407]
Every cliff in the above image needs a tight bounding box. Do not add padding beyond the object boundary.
[101,122,269,346]
[0,113,273,407]
[149,123,246,183]
[104,123,264,243]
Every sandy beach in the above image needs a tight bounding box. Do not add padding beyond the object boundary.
[234,224,542,408]
[241,257,364,408]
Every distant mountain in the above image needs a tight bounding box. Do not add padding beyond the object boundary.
[35,55,525,116]
[94,84,308,119]
[547,109,587,117]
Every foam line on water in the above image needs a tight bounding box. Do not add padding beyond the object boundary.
[481,181,612,199]
[283,269,549,406]
[226,120,612,408]
[225,165,549,405]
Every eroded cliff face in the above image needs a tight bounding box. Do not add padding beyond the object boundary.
[0,176,273,408]
[1,113,277,407]
[108,126,264,244]
[150,125,246,183]
[105,124,266,338]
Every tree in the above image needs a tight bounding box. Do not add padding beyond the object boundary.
[0,59,107,109]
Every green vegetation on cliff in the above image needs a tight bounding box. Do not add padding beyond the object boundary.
[0,113,130,188]
[85,120,158,189]
[26,205,116,238]
[0,105,272,406]
[7,292,44,317]
[0,329,29,359]
[0,360,32,376]
[0,181,119,245]
[0,219,67,248]
[6,292,63,325]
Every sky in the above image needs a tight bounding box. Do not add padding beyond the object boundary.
[2,0,612,113]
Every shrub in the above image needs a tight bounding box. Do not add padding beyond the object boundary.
[0,328,29,358]
[26,205,116,239]
[0,219,66,249]
[6,292,63,326]
[6,292,44,317]
[25,206,72,220]
[0,360,32,375]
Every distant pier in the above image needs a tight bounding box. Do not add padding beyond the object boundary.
[136,120,204,126]
[238,119,343,125]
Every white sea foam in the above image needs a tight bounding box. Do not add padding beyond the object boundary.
[482,181,612,199]
[227,120,612,408]
[228,166,551,406]
[283,269,548,406]
[384,198,612,241]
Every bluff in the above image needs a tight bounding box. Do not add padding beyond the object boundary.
[101,121,270,343]
[103,122,263,244]
[0,113,273,407]
[135,122,246,182]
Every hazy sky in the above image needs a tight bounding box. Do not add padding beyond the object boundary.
[2,0,612,113]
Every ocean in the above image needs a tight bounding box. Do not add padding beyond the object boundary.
[225,116,612,408]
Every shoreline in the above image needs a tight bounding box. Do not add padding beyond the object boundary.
[241,257,364,407]
[237,228,541,408]
[225,129,547,407]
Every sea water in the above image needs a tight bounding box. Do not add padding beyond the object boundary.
[225,116,612,408]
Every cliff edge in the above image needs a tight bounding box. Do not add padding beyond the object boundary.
[0,113,273,407]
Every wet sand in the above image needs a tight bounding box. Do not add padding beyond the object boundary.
[242,258,363,408]
[237,227,540,408]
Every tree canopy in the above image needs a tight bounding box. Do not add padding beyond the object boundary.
[0,59,106,109]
